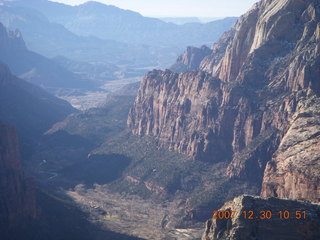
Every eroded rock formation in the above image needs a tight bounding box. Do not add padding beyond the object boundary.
[201,195,320,240]
[261,93,320,202]
[170,45,212,73]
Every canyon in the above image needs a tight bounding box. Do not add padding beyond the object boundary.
[0,0,319,239]
[128,0,320,238]
[128,0,320,202]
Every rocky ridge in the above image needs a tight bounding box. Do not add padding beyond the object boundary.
[0,60,75,141]
[201,195,320,240]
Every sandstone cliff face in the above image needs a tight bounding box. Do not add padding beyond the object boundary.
[128,69,228,161]
[261,93,320,202]
[128,0,320,201]
[202,195,320,240]
[0,122,38,231]
[170,45,212,73]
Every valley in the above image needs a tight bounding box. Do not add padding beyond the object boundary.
[0,0,319,240]
[57,76,142,110]
[66,186,203,240]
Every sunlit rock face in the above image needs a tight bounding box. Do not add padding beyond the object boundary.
[261,94,320,202]
[170,45,212,73]
[128,0,320,201]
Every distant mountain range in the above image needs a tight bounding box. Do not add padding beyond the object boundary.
[0,0,237,70]
[160,17,203,25]
[160,17,222,25]
[6,0,237,47]
[0,4,160,67]
[0,22,95,91]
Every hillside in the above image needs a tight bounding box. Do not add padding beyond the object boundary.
[0,22,92,90]
[0,62,75,143]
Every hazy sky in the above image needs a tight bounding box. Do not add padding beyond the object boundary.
[52,0,259,17]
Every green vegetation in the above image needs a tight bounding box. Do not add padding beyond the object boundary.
[58,95,135,144]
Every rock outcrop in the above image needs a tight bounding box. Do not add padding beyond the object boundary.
[202,195,320,240]
[128,0,320,201]
[170,45,212,73]
[0,122,38,231]
[261,93,320,202]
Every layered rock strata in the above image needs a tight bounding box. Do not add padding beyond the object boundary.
[261,93,320,202]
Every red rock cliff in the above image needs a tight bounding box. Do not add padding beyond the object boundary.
[128,0,320,202]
